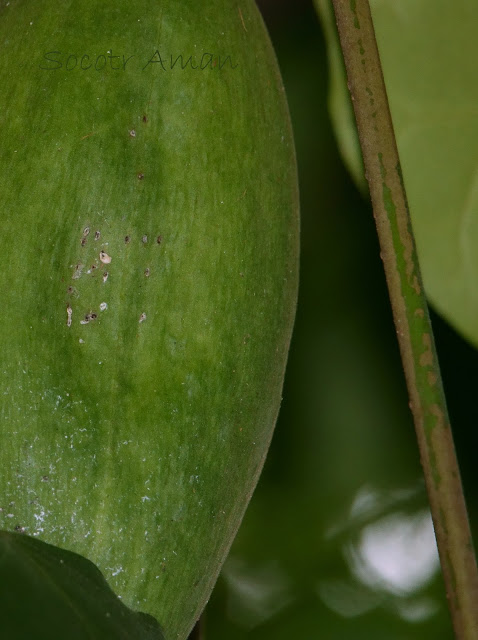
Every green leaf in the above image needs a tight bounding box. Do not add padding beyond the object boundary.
[315,0,478,347]
[0,530,164,640]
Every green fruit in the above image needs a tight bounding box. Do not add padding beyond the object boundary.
[0,1,299,638]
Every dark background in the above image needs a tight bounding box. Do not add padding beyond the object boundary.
[202,2,478,638]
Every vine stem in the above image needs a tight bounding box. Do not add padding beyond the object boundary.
[331,1,478,637]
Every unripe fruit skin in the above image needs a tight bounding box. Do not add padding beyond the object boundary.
[0,1,299,638]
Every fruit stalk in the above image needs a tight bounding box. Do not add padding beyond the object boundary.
[331,1,478,638]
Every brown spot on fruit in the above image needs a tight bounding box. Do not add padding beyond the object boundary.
[72,264,84,280]
[99,251,112,264]
[80,311,98,325]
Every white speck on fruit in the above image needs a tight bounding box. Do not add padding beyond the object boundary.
[103,271,109,282]
[79,339,85,343]
[139,312,147,323]
[144,268,150,277]
[129,129,136,137]
[99,302,108,311]
[95,230,100,240]
[142,235,148,244]
[83,226,90,237]
[66,304,72,327]
[99,251,111,264]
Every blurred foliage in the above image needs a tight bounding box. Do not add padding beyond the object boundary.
[316,0,478,349]
[203,2,478,639]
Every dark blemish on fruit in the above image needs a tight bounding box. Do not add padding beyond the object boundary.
[138,173,145,180]
[142,115,147,123]
[91,264,97,270]
[142,235,148,244]
[139,312,147,323]
[67,286,74,294]
[80,311,97,325]
[125,235,131,244]
[14,525,26,533]
[95,230,101,240]
[156,235,162,244]
[41,475,49,482]
[81,237,87,247]
[103,272,109,282]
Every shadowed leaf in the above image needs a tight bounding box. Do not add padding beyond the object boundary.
[0,531,164,640]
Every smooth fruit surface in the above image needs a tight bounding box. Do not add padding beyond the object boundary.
[0,1,299,637]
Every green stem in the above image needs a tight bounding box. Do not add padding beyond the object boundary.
[331,1,478,637]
